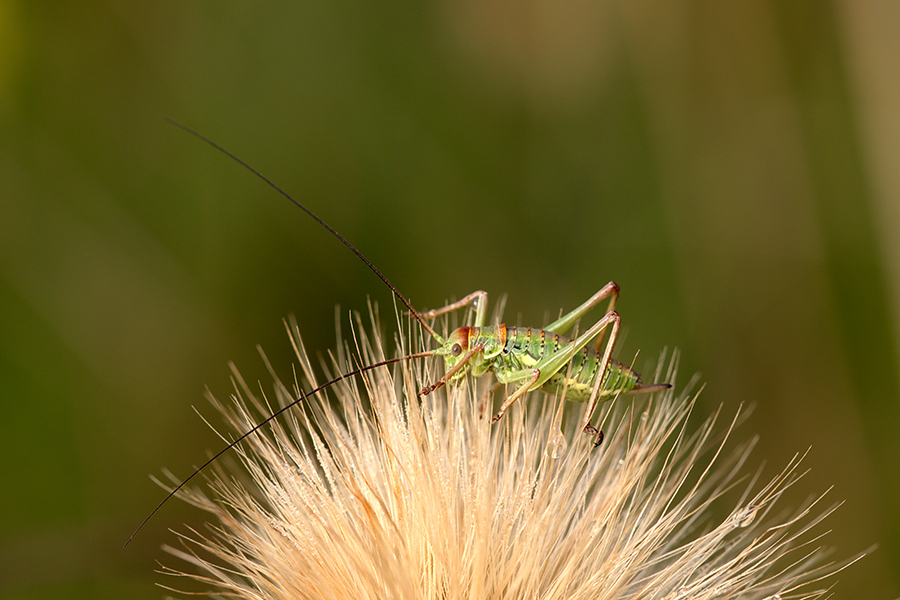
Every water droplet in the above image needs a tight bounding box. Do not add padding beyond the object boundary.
[732,503,757,528]
[662,585,688,599]
[640,411,649,421]
[546,431,568,458]
[589,520,605,539]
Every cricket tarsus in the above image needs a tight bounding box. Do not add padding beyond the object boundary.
[125,350,433,548]
[582,425,604,448]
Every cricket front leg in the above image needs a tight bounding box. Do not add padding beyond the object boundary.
[417,291,489,328]
[418,343,483,397]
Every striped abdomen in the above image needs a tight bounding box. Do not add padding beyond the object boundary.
[476,325,642,402]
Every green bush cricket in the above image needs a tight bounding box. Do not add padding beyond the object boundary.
[126,122,669,546]
[416,284,669,439]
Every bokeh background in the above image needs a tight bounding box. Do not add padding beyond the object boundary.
[2,1,898,598]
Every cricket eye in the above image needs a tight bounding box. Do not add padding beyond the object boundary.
[450,343,462,357]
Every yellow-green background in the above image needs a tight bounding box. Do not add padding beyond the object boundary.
[1,1,898,598]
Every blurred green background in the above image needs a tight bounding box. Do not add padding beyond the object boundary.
[2,0,898,598]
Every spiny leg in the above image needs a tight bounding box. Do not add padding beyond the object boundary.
[479,381,504,419]
[491,369,542,423]
[530,310,621,390]
[418,343,483,397]
[519,309,623,445]
[417,290,489,328]
[414,291,487,396]
[544,282,619,351]
[581,311,622,446]
[490,310,621,426]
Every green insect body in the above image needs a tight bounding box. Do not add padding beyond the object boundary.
[441,325,642,402]
[419,284,669,441]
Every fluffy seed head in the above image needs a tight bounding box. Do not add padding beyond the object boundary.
[159,312,860,599]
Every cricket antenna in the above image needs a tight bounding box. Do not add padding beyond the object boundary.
[165,119,442,342]
[125,350,434,547]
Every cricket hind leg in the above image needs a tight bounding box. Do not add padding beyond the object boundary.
[481,283,621,430]
[548,309,622,446]
[489,310,623,442]
[580,311,622,446]
[544,282,619,351]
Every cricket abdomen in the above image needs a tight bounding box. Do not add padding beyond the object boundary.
[485,326,641,401]
[542,357,641,402]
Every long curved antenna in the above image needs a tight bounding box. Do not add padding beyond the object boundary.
[166,119,442,342]
[125,350,434,547]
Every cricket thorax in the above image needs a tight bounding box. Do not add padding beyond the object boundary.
[442,325,507,381]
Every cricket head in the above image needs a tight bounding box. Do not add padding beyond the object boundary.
[435,326,474,384]
[417,326,479,398]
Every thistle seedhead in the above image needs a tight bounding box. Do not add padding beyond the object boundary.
[158,311,861,600]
